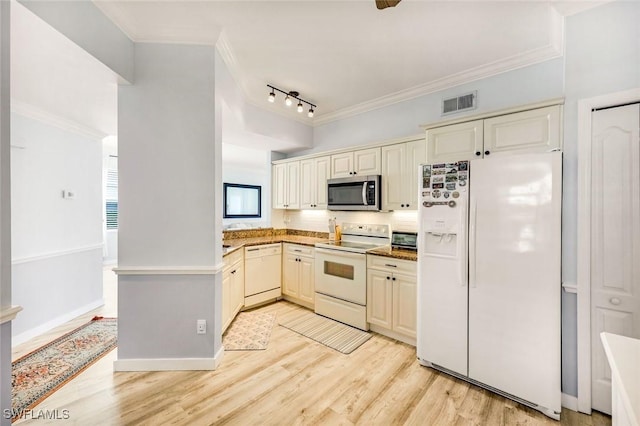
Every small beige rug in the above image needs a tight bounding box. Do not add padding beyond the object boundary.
[223,312,276,350]
[279,312,371,354]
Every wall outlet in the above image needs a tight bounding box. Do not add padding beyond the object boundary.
[196,319,206,334]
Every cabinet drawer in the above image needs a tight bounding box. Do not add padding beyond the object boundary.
[224,249,243,269]
[284,243,314,257]
[367,255,416,275]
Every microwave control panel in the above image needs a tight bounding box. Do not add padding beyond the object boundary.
[421,161,468,206]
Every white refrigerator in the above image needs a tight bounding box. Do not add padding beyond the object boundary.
[417,152,562,419]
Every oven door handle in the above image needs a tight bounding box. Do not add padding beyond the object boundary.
[315,247,365,259]
[362,182,368,206]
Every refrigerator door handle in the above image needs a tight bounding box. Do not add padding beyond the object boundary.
[362,182,368,205]
[469,197,478,288]
[459,198,469,287]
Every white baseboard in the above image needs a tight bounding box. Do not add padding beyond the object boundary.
[562,393,578,411]
[214,346,225,369]
[12,298,105,346]
[113,356,219,372]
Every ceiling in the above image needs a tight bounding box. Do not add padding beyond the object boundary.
[11,2,119,137]
[94,0,601,126]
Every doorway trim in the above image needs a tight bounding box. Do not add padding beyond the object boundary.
[576,87,640,413]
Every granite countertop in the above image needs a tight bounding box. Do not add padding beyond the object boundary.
[367,246,418,262]
[223,229,418,261]
[223,235,329,256]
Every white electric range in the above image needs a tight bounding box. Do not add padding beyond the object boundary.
[314,223,390,330]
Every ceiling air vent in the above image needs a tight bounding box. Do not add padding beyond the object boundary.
[442,91,477,115]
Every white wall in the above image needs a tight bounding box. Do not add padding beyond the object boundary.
[295,58,564,156]
[10,112,104,341]
[560,0,640,397]
[283,210,418,234]
[117,42,219,365]
[0,2,12,423]
[222,143,272,229]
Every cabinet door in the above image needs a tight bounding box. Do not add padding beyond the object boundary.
[286,161,300,209]
[272,163,288,209]
[282,253,299,298]
[382,143,406,210]
[354,147,381,175]
[232,261,245,315]
[367,269,393,329]
[392,272,417,338]
[331,152,353,178]
[222,270,232,332]
[314,156,331,209]
[300,159,315,209]
[404,139,426,210]
[299,256,315,305]
[483,105,561,156]
[427,120,483,163]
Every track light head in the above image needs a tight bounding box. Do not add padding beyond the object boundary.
[267,85,315,118]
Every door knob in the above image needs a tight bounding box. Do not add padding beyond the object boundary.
[610,297,621,305]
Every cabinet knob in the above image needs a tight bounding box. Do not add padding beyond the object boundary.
[392,277,396,281]
[475,151,481,156]
[401,204,405,207]
[386,276,391,280]
[610,297,621,305]
[406,204,410,207]
[484,150,490,155]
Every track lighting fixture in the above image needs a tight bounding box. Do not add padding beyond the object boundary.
[266,85,317,118]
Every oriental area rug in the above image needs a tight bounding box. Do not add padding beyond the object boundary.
[11,317,117,421]
[223,312,276,350]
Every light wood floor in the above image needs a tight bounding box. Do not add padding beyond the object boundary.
[13,269,611,425]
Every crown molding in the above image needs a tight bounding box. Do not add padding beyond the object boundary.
[11,100,109,140]
[312,44,563,127]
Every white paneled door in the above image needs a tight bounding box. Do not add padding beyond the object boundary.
[590,103,640,414]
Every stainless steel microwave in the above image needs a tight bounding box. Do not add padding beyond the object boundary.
[327,175,381,211]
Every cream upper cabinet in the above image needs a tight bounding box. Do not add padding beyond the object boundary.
[426,120,483,163]
[426,105,562,163]
[483,105,561,156]
[272,161,300,209]
[331,147,381,178]
[382,140,426,210]
[300,156,330,209]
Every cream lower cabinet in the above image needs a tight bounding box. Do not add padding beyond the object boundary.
[282,244,315,309]
[222,249,244,333]
[367,255,417,344]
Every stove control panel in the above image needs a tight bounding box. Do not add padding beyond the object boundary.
[421,161,468,207]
